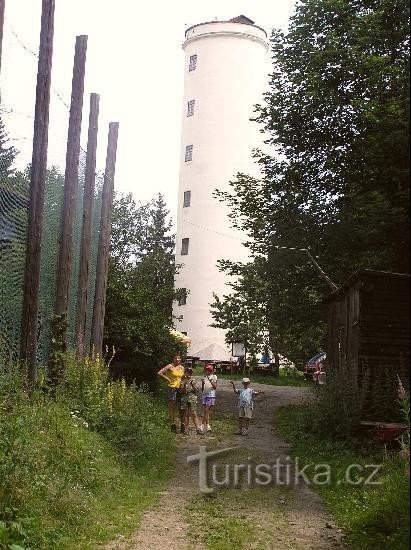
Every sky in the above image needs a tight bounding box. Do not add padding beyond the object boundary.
[1,0,294,219]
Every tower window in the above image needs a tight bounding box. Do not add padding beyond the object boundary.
[189,54,197,72]
[183,190,191,207]
[185,145,193,162]
[178,288,187,306]
[187,99,195,117]
[181,238,189,255]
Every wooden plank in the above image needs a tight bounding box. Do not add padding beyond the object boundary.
[90,122,119,357]
[20,0,55,384]
[75,93,100,358]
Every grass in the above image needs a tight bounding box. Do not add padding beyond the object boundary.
[0,357,176,549]
[275,405,410,549]
[183,402,297,550]
[185,442,293,550]
[186,485,291,550]
[217,371,309,387]
[192,365,310,387]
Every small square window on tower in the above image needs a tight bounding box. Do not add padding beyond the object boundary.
[183,190,191,207]
[187,99,195,117]
[181,238,189,255]
[189,54,197,72]
[178,288,187,306]
[185,145,193,162]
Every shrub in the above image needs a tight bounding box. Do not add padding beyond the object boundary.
[0,355,173,547]
[301,362,364,439]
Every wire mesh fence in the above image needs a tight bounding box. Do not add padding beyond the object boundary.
[0,159,28,365]
[0,10,104,368]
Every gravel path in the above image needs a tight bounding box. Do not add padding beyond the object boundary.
[105,380,348,549]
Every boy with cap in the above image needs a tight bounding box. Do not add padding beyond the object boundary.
[230,378,264,436]
[200,364,218,432]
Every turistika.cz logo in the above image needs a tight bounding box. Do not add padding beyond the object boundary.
[187,446,382,494]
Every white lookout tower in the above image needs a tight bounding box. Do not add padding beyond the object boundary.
[173,15,269,361]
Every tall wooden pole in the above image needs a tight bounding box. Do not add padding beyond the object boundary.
[20,0,55,384]
[52,35,87,372]
[91,122,119,357]
[0,0,5,75]
[75,93,100,358]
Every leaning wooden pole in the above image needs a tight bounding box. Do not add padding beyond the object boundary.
[91,122,119,357]
[75,93,100,358]
[51,35,87,382]
[20,0,55,384]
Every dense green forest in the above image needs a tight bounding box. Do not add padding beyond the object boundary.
[211,0,410,364]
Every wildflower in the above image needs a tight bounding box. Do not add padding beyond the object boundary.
[107,382,114,413]
[398,375,408,400]
[119,378,126,403]
[399,448,410,461]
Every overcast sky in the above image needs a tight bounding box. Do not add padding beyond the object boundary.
[1,0,294,218]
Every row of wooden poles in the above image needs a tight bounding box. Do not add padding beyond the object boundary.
[0,0,119,384]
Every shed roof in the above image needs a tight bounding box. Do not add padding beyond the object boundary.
[327,269,410,301]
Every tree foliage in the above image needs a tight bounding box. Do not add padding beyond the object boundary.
[212,0,409,364]
[210,258,270,357]
[105,193,184,381]
[0,117,18,180]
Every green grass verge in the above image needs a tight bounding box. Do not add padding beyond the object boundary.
[0,397,175,549]
[217,372,310,387]
[275,405,410,550]
[0,360,176,549]
[192,366,310,387]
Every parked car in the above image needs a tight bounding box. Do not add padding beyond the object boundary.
[304,352,326,381]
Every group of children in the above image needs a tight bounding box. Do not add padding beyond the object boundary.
[158,353,263,436]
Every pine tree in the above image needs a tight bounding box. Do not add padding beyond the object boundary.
[105,192,182,372]
[0,117,18,180]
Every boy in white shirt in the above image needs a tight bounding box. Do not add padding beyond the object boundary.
[200,364,217,432]
[230,378,264,436]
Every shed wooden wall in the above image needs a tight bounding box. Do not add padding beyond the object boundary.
[327,271,409,421]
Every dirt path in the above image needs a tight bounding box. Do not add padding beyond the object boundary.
[105,380,348,549]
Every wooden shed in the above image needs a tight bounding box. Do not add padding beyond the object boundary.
[327,269,409,421]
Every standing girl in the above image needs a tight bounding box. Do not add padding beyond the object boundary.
[179,367,203,434]
[200,364,217,432]
[157,353,185,433]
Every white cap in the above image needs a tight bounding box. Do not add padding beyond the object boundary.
[242,377,250,383]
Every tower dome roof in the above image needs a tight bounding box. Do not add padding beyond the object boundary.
[184,15,267,40]
[228,15,255,25]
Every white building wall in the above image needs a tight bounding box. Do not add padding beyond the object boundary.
[173,20,268,360]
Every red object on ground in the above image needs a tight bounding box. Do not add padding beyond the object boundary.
[374,424,407,443]
[360,422,408,444]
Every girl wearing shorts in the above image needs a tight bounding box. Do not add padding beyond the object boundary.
[200,364,217,432]
[179,367,203,434]
[157,353,185,433]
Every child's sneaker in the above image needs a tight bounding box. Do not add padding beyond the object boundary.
[197,427,204,435]
[206,425,212,432]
